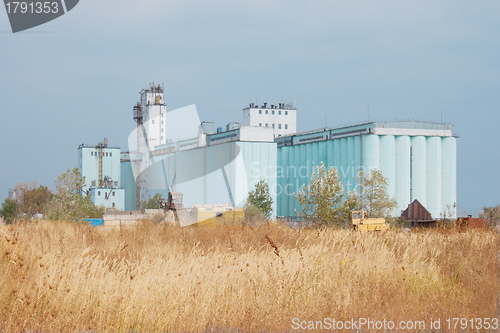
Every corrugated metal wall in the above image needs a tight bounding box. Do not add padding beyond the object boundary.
[277,134,457,218]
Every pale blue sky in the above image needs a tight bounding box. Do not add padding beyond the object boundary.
[1,0,499,216]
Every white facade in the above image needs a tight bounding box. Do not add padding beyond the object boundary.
[139,84,167,149]
[243,102,297,137]
[131,84,168,208]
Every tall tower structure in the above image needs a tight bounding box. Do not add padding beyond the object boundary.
[132,83,167,209]
[139,83,167,148]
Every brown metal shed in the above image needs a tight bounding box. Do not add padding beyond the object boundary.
[401,199,432,221]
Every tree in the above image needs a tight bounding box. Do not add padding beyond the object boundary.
[12,182,52,218]
[0,198,17,222]
[295,162,358,226]
[246,179,273,218]
[479,205,500,227]
[357,168,397,218]
[140,193,163,210]
[45,168,105,220]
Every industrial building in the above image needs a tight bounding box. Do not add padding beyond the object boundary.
[78,139,125,210]
[120,101,278,211]
[275,122,457,218]
[242,101,297,137]
[118,84,457,218]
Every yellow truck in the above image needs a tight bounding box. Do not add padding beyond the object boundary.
[350,210,389,232]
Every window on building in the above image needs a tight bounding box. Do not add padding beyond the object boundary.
[259,123,262,126]
[106,152,108,157]
[152,120,154,124]
[114,181,118,186]
[112,202,116,207]
[91,152,93,156]
[265,110,268,114]
[98,191,101,196]
[279,134,282,137]
[91,180,96,186]
[285,111,288,115]
[279,110,281,115]
[285,124,288,129]
[112,191,115,196]
[272,124,275,129]
[265,124,268,127]
[259,110,262,114]
[272,110,275,115]
[109,152,112,157]
[278,124,281,129]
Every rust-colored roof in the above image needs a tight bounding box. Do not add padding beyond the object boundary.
[401,199,432,221]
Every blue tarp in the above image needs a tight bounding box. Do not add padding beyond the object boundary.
[83,218,103,226]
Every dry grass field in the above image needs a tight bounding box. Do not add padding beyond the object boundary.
[0,220,499,332]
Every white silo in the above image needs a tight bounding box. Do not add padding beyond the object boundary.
[380,135,396,200]
[426,137,442,218]
[411,136,427,208]
[395,136,411,215]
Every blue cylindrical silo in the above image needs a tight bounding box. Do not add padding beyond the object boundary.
[354,136,362,187]
[306,143,313,179]
[327,140,335,169]
[299,143,307,204]
[280,146,289,217]
[380,135,396,200]
[319,141,327,167]
[340,138,348,186]
[312,141,319,169]
[294,144,304,216]
[411,136,427,208]
[442,137,457,218]
[333,138,341,170]
[287,145,295,217]
[346,136,356,192]
[426,137,442,218]
[276,146,282,216]
[361,135,380,171]
[395,136,411,215]
[450,137,457,218]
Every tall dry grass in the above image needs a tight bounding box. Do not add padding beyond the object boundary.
[0,221,498,332]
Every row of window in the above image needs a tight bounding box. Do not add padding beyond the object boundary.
[259,123,288,129]
[90,180,118,187]
[90,152,112,157]
[258,110,288,115]
[97,191,116,196]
